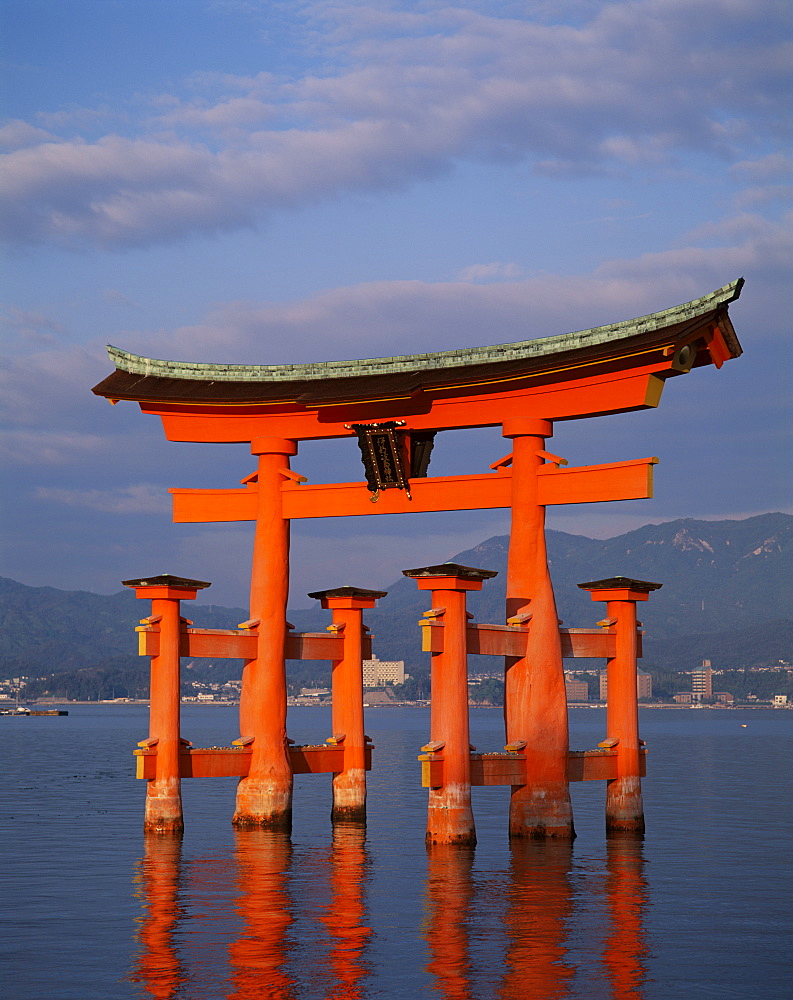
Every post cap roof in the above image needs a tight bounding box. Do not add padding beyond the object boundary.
[122,574,212,590]
[307,585,388,600]
[577,577,662,592]
[402,562,498,581]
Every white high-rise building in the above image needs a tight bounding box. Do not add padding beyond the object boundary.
[362,655,406,688]
[692,660,713,701]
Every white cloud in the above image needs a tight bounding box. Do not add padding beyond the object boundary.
[104,207,781,367]
[730,152,793,182]
[153,96,277,132]
[735,185,793,209]
[1,0,789,249]
[34,484,171,514]
[102,289,142,308]
[0,347,108,426]
[0,120,56,151]
[0,429,107,465]
[2,307,65,346]
[456,261,524,282]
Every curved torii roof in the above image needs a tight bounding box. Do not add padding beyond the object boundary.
[92,279,743,410]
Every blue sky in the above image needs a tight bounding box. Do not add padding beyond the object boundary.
[1,0,791,608]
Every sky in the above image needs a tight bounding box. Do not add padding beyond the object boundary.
[1,0,791,610]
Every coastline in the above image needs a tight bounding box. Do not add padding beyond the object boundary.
[5,698,788,710]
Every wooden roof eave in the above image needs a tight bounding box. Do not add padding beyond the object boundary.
[91,280,743,409]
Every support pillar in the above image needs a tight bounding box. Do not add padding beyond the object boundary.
[502,418,574,839]
[124,574,210,834]
[404,563,497,846]
[307,586,387,823]
[234,437,297,830]
[579,577,661,834]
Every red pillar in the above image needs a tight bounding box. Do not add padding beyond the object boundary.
[404,563,497,846]
[579,577,661,834]
[124,574,209,834]
[307,586,387,824]
[234,437,297,830]
[502,418,573,839]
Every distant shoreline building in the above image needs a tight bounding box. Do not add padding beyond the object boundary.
[565,677,589,703]
[363,655,406,688]
[692,660,713,701]
[599,669,652,701]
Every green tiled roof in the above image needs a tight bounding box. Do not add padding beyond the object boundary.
[106,280,743,383]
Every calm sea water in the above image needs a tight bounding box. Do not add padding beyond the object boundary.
[1,705,790,999]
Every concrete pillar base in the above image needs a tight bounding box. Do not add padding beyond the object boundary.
[233,776,293,831]
[143,784,184,835]
[426,789,477,846]
[509,783,575,840]
[605,776,645,835]
[425,828,477,847]
[331,804,367,825]
[331,769,367,824]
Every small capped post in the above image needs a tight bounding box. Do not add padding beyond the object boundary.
[403,563,497,846]
[124,574,210,835]
[578,577,661,835]
[307,585,387,824]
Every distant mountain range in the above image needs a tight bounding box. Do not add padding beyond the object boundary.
[340,511,793,673]
[1,513,791,685]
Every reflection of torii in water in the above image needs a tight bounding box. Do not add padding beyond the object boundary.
[131,830,650,999]
[95,280,743,839]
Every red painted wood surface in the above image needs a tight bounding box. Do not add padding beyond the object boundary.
[503,420,573,838]
[137,626,349,661]
[420,622,621,659]
[325,598,371,822]
[135,744,373,779]
[419,749,648,787]
[233,440,295,829]
[418,580,479,845]
[169,457,656,523]
[146,368,666,444]
[144,594,185,833]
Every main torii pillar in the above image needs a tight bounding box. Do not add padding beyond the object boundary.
[234,436,297,829]
[93,280,744,836]
[503,418,572,838]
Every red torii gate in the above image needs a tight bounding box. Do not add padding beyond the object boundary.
[93,279,743,838]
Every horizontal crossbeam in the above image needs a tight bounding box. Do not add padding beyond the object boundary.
[136,626,360,661]
[148,369,669,443]
[419,748,647,787]
[170,457,657,522]
[134,744,373,779]
[420,622,634,659]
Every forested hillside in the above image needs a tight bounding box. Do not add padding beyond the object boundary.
[2,513,790,699]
